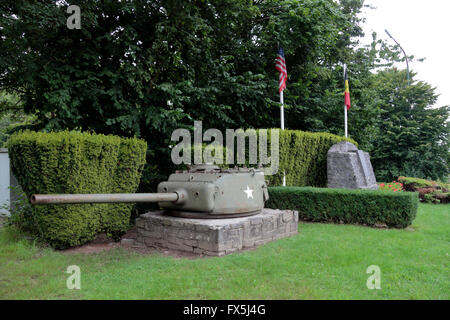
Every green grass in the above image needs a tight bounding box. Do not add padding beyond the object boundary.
[0,203,448,299]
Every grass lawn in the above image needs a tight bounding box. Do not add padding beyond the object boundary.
[0,203,448,299]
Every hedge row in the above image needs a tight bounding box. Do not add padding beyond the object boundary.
[266,186,418,228]
[264,129,356,187]
[8,130,147,248]
[168,129,353,188]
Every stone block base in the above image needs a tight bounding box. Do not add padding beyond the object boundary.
[135,208,298,256]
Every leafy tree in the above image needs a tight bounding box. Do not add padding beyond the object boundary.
[367,69,449,182]
[0,0,363,187]
[0,0,447,186]
[0,91,34,147]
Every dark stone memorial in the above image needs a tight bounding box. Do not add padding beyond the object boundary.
[327,141,378,190]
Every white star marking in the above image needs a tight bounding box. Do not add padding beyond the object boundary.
[244,185,254,199]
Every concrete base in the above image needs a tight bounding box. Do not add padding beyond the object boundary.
[135,208,298,256]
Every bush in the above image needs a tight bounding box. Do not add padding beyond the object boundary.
[7,130,147,248]
[398,176,436,191]
[140,129,352,194]
[398,176,449,203]
[424,192,450,204]
[263,129,356,187]
[434,192,450,204]
[266,186,418,228]
[423,193,440,204]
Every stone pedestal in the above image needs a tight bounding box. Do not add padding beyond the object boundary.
[135,208,298,256]
[327,141,378,190]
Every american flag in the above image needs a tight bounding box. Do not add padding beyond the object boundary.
[275,48,287,93]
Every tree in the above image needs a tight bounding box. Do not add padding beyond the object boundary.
[0,91,34,147]
[1,0,446,186]
[0,0,363,188]
[367,69,449,182]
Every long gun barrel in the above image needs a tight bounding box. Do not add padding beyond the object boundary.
[29,164,267,218]
[31,192,181,205]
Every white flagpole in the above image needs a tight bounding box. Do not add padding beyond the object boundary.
[344,105,348,138]
[277,44,286,186]
[280,89,286,186]
[280,90,285,130]
[343,64,348,138]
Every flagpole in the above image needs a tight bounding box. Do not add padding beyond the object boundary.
[276,46,286,186]
[343,63,348,138]
[280,91,284,130]
[280,89,286,186]
[344,104,348,138]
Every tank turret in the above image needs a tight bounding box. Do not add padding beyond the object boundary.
[31,164,269,219]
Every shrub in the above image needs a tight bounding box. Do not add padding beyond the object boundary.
[434,192,450,204]
[416,187,435,200]
[141,129,352,194]
[262,129,356,187]
[267,186,418,228]
[424,192,449,204]
[397,176,436,191]
[424,192,439,204]
[7,130,147,248]
[167,129,353,188]
[398,176,449,203]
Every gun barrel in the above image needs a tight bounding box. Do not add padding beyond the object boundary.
[31,192,179,205]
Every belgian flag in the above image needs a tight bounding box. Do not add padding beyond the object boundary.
[344,67,351,110]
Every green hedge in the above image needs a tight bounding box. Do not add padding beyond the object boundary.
[142,129,352,193]
[7,130,147,248]
[266,130,356,187]
[267,187,418,228]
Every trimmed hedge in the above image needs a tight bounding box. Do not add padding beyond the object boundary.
[143,129,352,192]
[266,129,356,187]
[267,187,418,228]
[7,130,147,248]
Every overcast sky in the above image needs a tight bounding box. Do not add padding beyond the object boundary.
[361,0,450,107]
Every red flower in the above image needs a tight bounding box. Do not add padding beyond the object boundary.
[380,183,385,187]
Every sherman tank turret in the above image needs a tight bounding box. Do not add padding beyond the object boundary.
[31,164,269,219]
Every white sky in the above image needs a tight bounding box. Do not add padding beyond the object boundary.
[361,0,450,107]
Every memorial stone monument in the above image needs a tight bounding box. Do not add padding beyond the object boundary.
[327,141,378,190]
